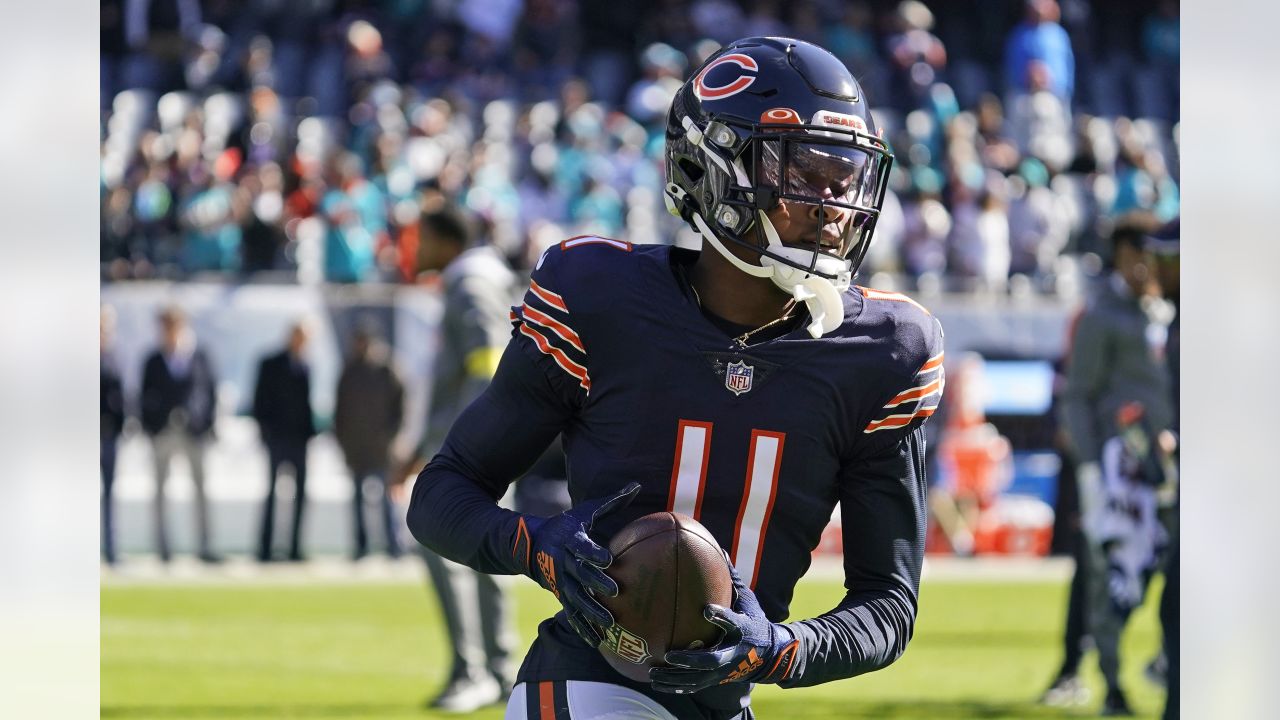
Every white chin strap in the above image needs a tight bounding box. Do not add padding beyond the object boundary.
[690,208,851,338]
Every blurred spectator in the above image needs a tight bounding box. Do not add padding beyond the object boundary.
[885,1,948,110]
[947,180,1010,293]
[1043,223,1174,715]
[140,306,219,563]
[132,160,178,274]
[900,186,951,279]
[515,145,570,246]
[238,161,288,274]
[1006,60,1073,173]
[333,323,406,560]
[1007,158,1072,280]
[345,20,396,101]
[569,172,625,239]
[1111,136,1179,224]
[179,149,244,273]
[1003,0,1074,106]
[1087,400,1175,713]
[625,43,688,127]
[402,207,519,712]
[1095,403,1173,613]
[974,93,1022,174]
[321,153,381,283]
[251,321,317,562]
[101,305,126,566]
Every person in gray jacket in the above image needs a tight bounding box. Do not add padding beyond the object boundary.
[1042,222,1174,716]
[402,206,519,713]
[333,322,405,560]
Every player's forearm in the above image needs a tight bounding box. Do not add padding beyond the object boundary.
[406,456,526,576]
[778,589,917,687]
[782,427,926,686]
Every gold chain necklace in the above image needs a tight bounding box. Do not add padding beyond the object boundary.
[690,284,798,348]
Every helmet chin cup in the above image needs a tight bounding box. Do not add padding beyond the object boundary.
[792,275,845,338]
[761,254,846,337]
[756,210,849,338]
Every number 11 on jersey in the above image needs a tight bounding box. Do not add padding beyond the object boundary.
[667,421,785,588]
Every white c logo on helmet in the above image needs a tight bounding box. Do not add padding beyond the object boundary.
[694,54,759,100]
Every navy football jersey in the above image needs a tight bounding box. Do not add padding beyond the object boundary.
[409,239,944,719]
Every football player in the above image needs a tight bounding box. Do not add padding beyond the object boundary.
[408,37,944,719]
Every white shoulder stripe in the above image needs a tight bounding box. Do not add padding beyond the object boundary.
[521,303,586,355]
[561,236,632,252]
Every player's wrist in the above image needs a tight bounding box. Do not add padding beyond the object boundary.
[509,514,545,580]
[514,485,638,647]
[754,624,800,684]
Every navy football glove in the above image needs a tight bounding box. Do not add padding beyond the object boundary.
[650,560,800,694]
[513,482,641,647]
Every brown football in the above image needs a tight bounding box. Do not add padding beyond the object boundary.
[597,512,733,682]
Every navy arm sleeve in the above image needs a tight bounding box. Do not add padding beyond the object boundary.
[780,426,928,687]
[406,334,575,575]
[780,311,942,687]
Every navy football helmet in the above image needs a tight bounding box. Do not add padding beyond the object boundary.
[664,37,893,336]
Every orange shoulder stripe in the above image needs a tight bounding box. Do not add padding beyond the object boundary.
[859,286,930,315]
[529,279,568,312]
[519,324,591,392]
[884,377,944,408]
[522,302,586,354]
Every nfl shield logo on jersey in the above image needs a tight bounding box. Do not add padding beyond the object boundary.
[725,360,754,395]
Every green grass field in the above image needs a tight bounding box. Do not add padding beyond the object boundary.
[102,574,1167,719]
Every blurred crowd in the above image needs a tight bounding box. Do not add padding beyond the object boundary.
[101,0,1179,295]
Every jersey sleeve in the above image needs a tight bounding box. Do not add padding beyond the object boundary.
[779,299,943,686]
[407,240,627,577]
[860,313,945,443]
[509,246,593,406]
[779,424,929,686]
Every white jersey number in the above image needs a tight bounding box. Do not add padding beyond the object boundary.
[666,421,785,589]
